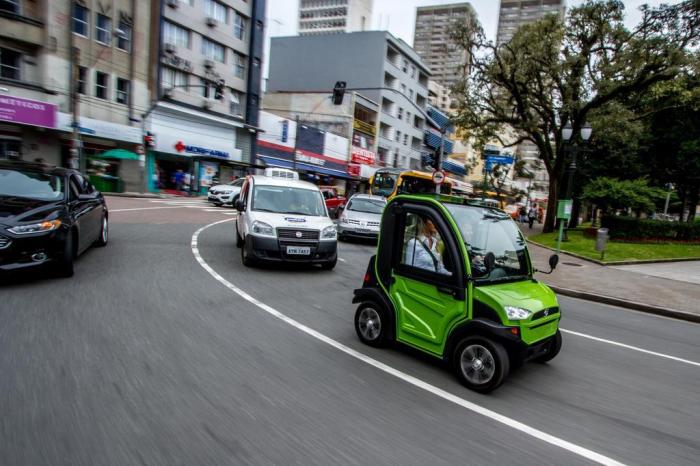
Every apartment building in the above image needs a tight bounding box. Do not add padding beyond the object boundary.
[413,2,476,89]
[268,31,431,170]
[145,0,265,192]
[298,0,373,36]
[1,0,151,191]
[497,0,565,45]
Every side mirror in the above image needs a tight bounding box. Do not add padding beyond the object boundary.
[234,199,245,212]
[548,254,559,271]
[484,252,496,273]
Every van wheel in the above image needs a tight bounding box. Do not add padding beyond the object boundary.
[235,223,243,248]
[532,330,562,363]
[241,239,255,267]
[453,337,509,393]
[354,302,390,347]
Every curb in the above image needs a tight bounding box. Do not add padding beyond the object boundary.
[549,285,700,324]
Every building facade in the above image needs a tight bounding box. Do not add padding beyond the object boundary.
[298,0,373,36]
[413,2,476,89]
[1,0,151,192]
[144,0,265,193]
[497,0,566,45]
[268,31,431,171]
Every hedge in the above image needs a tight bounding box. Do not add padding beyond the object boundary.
[601,215,700,241]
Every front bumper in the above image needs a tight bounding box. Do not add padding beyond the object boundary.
[0,229,66,272]
[208,192,235,204]
[338,224,379,238]
[245,234,337,264]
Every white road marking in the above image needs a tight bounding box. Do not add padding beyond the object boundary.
[111,206,186,212]
[191,219,625,466]
[338,257,346,262]
[560,329,700,367]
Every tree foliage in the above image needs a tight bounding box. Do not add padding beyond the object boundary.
[450,0,700,232]
[581,177,665,215]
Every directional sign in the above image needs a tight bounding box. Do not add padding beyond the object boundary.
[485,155,514,173]
[432,170,446,185]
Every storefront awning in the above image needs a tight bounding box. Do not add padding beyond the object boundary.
[100,149,140,160]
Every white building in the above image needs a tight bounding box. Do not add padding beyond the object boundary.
[298,0,373,36]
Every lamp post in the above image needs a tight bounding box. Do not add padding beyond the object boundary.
[560,121,592,242]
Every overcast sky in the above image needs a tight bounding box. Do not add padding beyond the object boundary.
[263,0,679,82]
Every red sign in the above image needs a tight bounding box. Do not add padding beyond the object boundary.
[174,141,186,152]
[350,146,376,165]
[432,170,446,185]
[347,164,361,177]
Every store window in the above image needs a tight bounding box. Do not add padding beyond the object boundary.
[96,13,111,45]
[0,47,21,80]
[73,3,89,36]
[202,38,225,63]
[0,139,22,159]
[234,12,247,40]
[233,52,246,79]
[0,0,20,14]
[117,20,132,52]
[116,78,130,105]
[95,71,108,99]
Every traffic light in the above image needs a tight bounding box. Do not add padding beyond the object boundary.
[144,131,156,148]
[214,79,225,100]
[332,81,346,105]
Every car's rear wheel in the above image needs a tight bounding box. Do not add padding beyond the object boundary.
[94,215,108,247]
[453,337,509,393]
[532,330,562,363]
[354,302,390,347]
[55,229,76,278]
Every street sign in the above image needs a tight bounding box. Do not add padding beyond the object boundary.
[485,155,514,172]
[557,200,573,220]
[432,170,445,185]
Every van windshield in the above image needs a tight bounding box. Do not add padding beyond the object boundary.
[252,185,326,216]
[445,204,529,283]
[371,172,397,197]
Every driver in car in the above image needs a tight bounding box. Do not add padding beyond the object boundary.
[404,218,451,275]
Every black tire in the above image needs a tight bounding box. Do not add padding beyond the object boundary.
[453,337,510,393]
[532,330,562,363]
[55,229,76,278]
[230,195,239,208]
[94,214,108,247]
[354,302,390,347]
[240,238,255,267]
[235,221,243,248]
[320,258,337,270]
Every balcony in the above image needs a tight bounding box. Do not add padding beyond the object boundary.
[0,10,43,47]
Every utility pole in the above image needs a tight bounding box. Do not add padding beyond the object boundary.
[70,46,82,171]
[293,115,299,171]
[436,128,445,194]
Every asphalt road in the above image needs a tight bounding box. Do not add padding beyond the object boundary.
[1,196,698,465]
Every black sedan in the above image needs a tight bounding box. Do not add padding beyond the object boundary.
[0,160,108,277]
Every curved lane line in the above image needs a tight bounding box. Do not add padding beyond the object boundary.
[560,329,700,367]
[111,206,187,212]
[192,219,625,466]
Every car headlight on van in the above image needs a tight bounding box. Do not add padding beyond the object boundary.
[322,225,337,239]
[504,306,532,320]
[9,220,62,235]
[251,221,274,237]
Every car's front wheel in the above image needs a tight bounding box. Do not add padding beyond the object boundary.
[94,215,108,247]
[240,238,255,267]
[453,337,510,393]
[55,229,76,278]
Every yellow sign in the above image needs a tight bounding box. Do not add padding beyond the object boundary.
[353,119,376,136]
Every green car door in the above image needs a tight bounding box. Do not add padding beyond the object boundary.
[388,203,468,356]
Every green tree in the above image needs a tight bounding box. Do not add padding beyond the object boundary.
[450,0,699,232]
[582,177,666,219]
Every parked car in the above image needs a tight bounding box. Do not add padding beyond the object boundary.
[208,178,244,206]
[0,160,108,277]
[338,194,386,240]
[234,175,337,269]
[320,186,346,218]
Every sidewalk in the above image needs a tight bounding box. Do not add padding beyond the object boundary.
[520,221,700,322]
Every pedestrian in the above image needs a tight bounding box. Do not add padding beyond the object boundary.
[183,171,192,195]
[528,204,537,229]
[519,206,527,223]
[174,169,184,192]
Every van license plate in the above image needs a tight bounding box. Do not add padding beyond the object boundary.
[286,246,310,255]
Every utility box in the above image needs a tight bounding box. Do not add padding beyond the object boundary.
[595,228,609,252]
[557,200,573,220]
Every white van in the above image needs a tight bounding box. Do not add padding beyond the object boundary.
[234,175,337,269]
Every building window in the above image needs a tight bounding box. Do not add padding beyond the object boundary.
[204,0,227,23]
[397,107,403,120]
[229,91,242,116]
[202,38,225,63]
[116,78,130,104]
[233,52,246,79]
[234,12,247,40]
[117,21,132,52]
[96,14,111,45]
[77,66,87,94]
[0,0,20,14]
[400,83,406,94]
[403,134,408,145]
[409,89,414,100]
[95,71,108,99]
[163,21,191,49]
[161,67,188,91]
[402,59,408,73]
[406,111,411,123]
[0,47,21,80]
[73,3,89,36]
[395,130,401,142]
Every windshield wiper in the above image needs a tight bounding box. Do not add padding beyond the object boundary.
[284,211,316,216]
[253,208,280,213]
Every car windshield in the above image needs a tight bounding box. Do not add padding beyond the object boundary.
[0,169,64,201]
[445,204,529,283]
[371,172,397,197]
[252,185,326,216]
[347,198,385,214]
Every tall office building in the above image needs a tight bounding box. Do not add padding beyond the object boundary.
[413,2,476,89]
[298,0,373,36]
[497,0,565,45]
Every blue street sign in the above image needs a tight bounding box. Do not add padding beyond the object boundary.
[485,155,514,173]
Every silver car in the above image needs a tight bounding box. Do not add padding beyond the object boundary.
[337,194,386,240]
[208,178,244,206]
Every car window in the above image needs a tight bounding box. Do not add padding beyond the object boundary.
[0,168,64,200]
[400,212,452,276]
[69,177,82,201]
[347,198,385,214]
[230,179,244,187]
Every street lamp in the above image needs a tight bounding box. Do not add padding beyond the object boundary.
[560,121,592,243]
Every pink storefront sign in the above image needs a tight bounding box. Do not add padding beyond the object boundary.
[0,96,57,128]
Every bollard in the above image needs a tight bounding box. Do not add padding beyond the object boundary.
[595,228,609,260]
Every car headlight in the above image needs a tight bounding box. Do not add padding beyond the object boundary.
[9,220,62,235]
[504,306,532,320]
[251,221,274,237]
[322,225,337,239]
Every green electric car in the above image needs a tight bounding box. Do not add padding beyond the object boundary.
[353,194,562,393]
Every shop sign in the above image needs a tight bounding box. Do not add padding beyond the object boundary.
[0,96,56,128]
[353,118,376,136]
[175,140,229,159]
[295,151,325,166]
[350,146,376,165]
[57,113,141,143]
[347,163,361,177]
